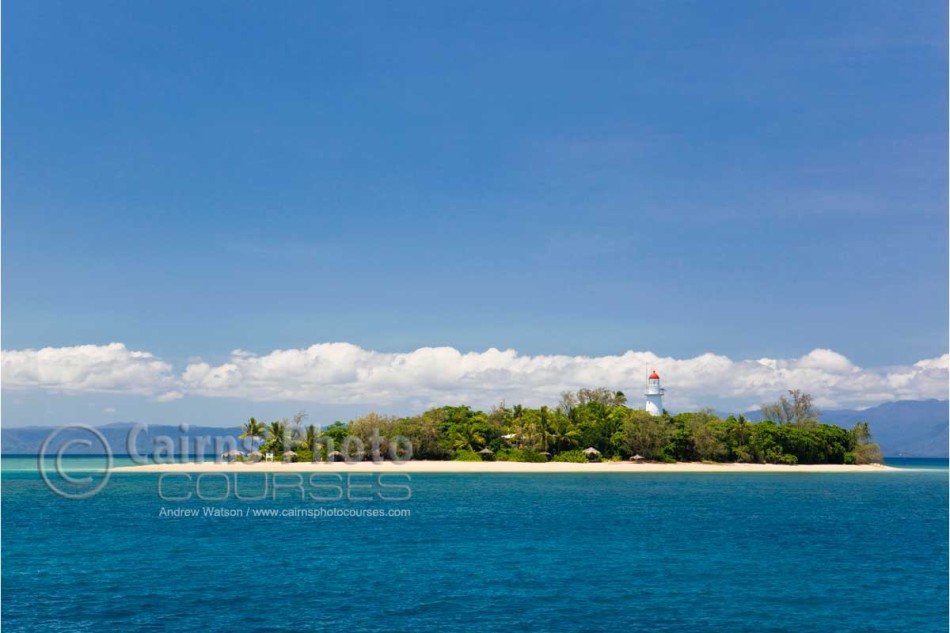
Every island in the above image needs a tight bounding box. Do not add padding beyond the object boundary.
[113,388,896,473]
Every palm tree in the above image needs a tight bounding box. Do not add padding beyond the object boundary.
[304,424,318,449]
[264,420,288,453]
[733,415,750,448]
[239,417,265,447]
[304,424,319,453]
[548,414,581,452]
[451,423,486,451]
[512,414,534,449]
[535,406,554,452]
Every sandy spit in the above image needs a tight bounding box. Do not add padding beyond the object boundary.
[112,461,898,474]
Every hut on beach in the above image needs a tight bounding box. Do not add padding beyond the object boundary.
[583,447,602,461]
[222,450,244,462]
[327,451,344,462]
[282,451,298,463]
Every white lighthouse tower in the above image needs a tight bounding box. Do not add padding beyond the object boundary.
[644,370,664,416]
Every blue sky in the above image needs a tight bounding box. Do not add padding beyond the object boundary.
[3,1,947,425]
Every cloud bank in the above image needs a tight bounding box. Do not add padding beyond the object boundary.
[2,342,947,411]
[1,343,179,398]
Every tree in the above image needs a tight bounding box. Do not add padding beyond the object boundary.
[322,421,349,447]
[547,412,581,452]
[576,387,626,408]
[761,390,820,427]
[284,411,309,451]
[573,400,623,456]
[851,421,871,443]
[486,403,513,438]
[450,422,486,451]
[619,409,671,460]
[691,414,729,461]
[394,413,449,459]
[239,418,265,447]
[304,424,319,452]
[290,411,308,435]
[514,409,543,450]
[557,391,578,418]
[263,419,288,453]
[349,412,398,445]
[726,415,752,460]
[747,422,786,463]
[851,421,883,464]
[536,406,556,452]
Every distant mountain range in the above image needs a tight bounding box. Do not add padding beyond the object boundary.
[1,423,246,458]
[2,399,947,458]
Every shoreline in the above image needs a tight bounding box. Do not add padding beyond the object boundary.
[112,461,899,474]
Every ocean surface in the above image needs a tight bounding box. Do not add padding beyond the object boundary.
[2,457,947,632]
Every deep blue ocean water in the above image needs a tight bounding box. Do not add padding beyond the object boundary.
[2,458,947,632]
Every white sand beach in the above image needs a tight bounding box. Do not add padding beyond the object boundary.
[113,460,898,474]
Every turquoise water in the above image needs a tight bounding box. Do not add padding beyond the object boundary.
[3,455,145,472]
[2,460,947,632]
[3,455,946,472]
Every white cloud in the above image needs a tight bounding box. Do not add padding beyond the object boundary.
[2,342,947,410]
[1,343,176,397]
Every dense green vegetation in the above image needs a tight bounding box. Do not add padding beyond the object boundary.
[240,388,883,465]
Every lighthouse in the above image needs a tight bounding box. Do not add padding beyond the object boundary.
[644,370,664,416]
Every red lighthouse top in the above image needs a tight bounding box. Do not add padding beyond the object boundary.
[648,371,660,380]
